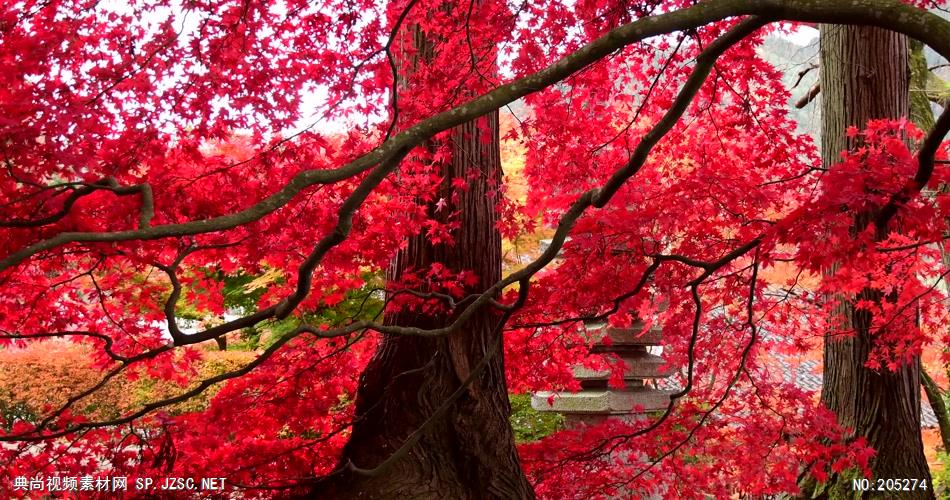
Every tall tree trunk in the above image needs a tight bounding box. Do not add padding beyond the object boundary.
[921,368,950,453]
[816,25,933,498]
[322,112,532,499]
[315,8,533,498]
[910,39,950,457]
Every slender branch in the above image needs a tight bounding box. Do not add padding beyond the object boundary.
[0,177,154,229]
[0,330,130,362]
[795,82,820,108]
[628,252,761,484]
[921,367,950,453]
[792,62,818,89]
[875,105,950,232]
[0,324,341,442]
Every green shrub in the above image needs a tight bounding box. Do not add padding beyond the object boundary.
[934,452,950,499]
[509,393,563,443]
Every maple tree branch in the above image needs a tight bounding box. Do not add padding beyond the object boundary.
[87,272,151,352]
[509,259,662,330]
[150,147,414,347]
[0,325,353,442]
[84,15,188,106]
[0,330,131,363]
[0,177,154,229]
[3,0,949,275]
[590,21,761,208]
[859,268,950,338]
[794,82,820,109]
[509,238,765,332]
[17,346,172,441]
[155,254,191,343]
[153,239,252,342]
[3,0,949,455]
[463,0,498,88]
[876,235,950,252]
[273,146,414,320]
[0,13,770,442]
[629,252,761,484]
[757,166,825,187]
[4,277,467,440]
[875,104,950,232]
[589,33,687,155]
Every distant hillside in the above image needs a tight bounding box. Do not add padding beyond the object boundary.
[758,34,821,143]
[759,29,949,143]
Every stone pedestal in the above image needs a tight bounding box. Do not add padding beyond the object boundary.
[531,320,674,426]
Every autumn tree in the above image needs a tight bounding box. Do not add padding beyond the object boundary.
[810,25,933,497]
[0,1,948,499]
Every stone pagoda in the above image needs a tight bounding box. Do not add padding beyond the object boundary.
[531,319,674,426]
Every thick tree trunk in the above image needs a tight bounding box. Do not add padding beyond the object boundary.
[910,40,950,457]
[309,4,533,496]
[815,25,933,498]
[317,112,532,499]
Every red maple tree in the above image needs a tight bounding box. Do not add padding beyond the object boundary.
[0,0,948,498]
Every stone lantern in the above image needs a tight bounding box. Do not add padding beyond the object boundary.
[531,319,674,427]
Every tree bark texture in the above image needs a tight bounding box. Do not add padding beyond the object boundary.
[909,39,950,458]
[322,111,533,499]
[314,8,534,498]
[816,24,933,499]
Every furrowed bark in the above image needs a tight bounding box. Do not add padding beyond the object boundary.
[910,38,950,459]
[315,5,532,498]
[921,368,950,454]
[813,25,932,499]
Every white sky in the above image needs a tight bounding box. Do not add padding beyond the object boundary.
[92,3,823,138]
[783,25,819,46]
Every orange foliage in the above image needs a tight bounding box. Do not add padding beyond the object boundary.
[0,341,255,425]
[0,341,126,422]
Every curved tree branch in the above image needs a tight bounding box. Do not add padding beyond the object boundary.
[3,0,949,274]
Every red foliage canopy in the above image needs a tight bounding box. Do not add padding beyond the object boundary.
[0,0,948,498]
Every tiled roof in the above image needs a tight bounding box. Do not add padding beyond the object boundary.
[771,357,939,429]
[651,349,938,428]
